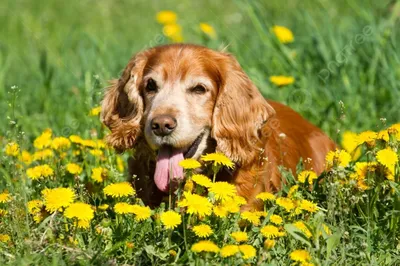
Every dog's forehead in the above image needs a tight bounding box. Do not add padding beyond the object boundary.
[144,46,220,84]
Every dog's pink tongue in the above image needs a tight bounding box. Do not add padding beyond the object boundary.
[154,147,184,192]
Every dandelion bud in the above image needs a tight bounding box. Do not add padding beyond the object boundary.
[264,239,276,249]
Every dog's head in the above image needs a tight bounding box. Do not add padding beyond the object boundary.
[101,44,275,191]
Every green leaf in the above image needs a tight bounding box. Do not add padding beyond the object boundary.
[326,232,341,258]
[284,224,312,247]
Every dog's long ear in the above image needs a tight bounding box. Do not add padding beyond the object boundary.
[212,52,276,166]
[101,50,150,151]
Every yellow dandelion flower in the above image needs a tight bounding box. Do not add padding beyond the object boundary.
[199,23,217,39]
[298,199,318,213]
[377,130,389,142]
[114,202,135,214]
[0,209,7,216]
[160,210,182,229]
[33,213,44,223]
[231,231,248,243]
[32,149,54,161]
[270,75,295,86]
[213,204,228,218]
[178,192,212,217]
[233,195,247,206]
[0,234,11,243]
[342,131,362,160]
[270,214,283,225]
[239,244,256,259]
[77,219,90,229]
[276,197,295,212]
[19,150,32,165]
[349,162,377,190]
[89,149,103,157]
[89,106,102,116]
[104,182,135,198]
[351,162,377,178]
[216,195,245,214]
[297,170,318,184]
[260,225,285,239]
[357,131,377,146]
[191,240,219,253]
[5,142,19,156]
[95,139,106,149]
[294,221,312,238]
[131,205,151,221]
[42,187,75,213]
[179,158,201,169]
[290,249,311,263]
[0,192,11,203]
[51,137,71,150]
[81,139,97,148]
[192,174,213,188]
[201,152,234,169]
[241,211,261,226]
[64,202,94,222]
[116,156,124,172]
[91,167,107,182]
[288,185,299,198]
[66,163,82,175]
[26,164,54,180]
[209,181,236,201]
[385,167,395,181]
[256,211,268,217]
[156,10,177,24]
[376,148,398,168]
[325,149,351,168]
[98,204,109,211]
[388,123,400,140]
[356,179,369,190]
[184,179,194,192]
[256,192,276,201]
[163,23,183,42]
[272,25,294,43]
[33,129,52,149]
[27,200,43,214]
[220,245,239,257]
[192,224,213,238]
[69,135,83,144]
[264,239,276,249]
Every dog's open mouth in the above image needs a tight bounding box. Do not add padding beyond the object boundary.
[154,132,205,192]
[183,132,204,158]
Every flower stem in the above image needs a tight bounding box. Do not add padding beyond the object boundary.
[183,215,189,252]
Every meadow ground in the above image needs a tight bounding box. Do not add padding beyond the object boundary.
[0,0,400,265]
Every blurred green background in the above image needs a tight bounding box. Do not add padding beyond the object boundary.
[1,0,399,143]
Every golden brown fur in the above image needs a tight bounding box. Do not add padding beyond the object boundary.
[101,44,336,210]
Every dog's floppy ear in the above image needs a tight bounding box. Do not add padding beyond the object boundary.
[101,50,150,151]
[212,52,276,166]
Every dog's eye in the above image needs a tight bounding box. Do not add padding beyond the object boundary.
[146,79,158,93]
[190,85,207,95]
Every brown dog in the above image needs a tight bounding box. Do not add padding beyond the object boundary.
[101,44,336,210]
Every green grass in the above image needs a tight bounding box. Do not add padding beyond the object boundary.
[1,0,400,265]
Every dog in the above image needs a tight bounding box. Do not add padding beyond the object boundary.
[101,44,336,210]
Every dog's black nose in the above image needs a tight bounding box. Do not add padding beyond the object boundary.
[151,115,177,136]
